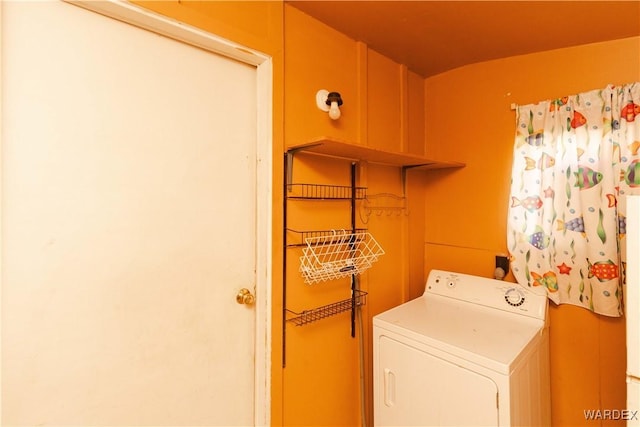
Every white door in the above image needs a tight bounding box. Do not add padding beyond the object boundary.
[375,336,499,426]
[1,1,270,425]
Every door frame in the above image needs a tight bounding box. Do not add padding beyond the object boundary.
[0,1,273,424]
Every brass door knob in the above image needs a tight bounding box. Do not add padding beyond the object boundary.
[236,288,255,305]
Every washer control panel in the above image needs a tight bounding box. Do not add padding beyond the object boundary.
[425,270,547,320]
[504,287,526,307]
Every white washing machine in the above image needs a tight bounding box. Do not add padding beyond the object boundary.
[373,270,551,426]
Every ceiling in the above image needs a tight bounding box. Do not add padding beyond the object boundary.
[286,1,640,78]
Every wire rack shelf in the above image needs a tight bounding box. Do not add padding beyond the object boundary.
[286,228,368,248]
[286,183,367,200]
[285,290,368,326]
[299,230,384,284]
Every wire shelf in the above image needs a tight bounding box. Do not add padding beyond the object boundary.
[287,183,367,200]
[286,228,368,248]
[286,290,368,326]
[299,230,384,284]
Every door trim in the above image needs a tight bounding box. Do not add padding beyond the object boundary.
[1,1,273,425]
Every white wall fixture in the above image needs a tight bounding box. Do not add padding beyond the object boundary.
[316,89,343,120]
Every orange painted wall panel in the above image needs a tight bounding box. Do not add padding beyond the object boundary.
[282,154,363,427]
[282,160,411,426]
[282,8,365,422]
[358,163,409,424]
[407,70,426,156]
[284,6,360,147]
[135,1,282,56]
[282,7,422,425]
[424,36,640,427]
[367,49,402,152]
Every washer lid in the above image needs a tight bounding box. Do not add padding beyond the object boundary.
[373,293,546,374]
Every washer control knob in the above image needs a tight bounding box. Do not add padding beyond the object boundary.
[446,276,457,288]
[504,287,525,307]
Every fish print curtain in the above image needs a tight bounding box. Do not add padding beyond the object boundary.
[507,83,640,317]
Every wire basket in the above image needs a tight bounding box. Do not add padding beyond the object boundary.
[299,230,385,284]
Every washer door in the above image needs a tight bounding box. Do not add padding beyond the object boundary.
[375,336,499,426]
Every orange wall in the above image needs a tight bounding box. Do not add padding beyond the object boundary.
[282,5,430,426]
[424,36,640,427]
